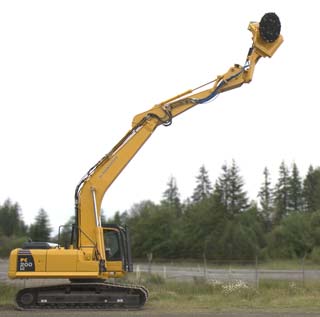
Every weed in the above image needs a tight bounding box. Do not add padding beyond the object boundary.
[0,283,18,307]
[145,273,166,285]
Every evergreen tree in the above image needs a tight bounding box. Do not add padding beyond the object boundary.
[0,199,27,236]
[57,215,75,246]
[162,176,181,217]
[214,160,248,218]
[288,163,303,212]
[228,160,249,215]
[110,211,121,225]
[273,161,290,223]
[191,165,213,203]
[100,209,108,225]
[29,208,52,241]
[303,166,320,213]
[303,166,315,212]
[214,163,230,214]
[258,167,273,229]
[107,210,129,225]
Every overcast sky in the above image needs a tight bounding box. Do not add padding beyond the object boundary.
[1,1,319,232]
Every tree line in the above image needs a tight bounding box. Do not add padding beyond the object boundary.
[1,160,320,261]
[0,201,51,257]
[109,161,320,261]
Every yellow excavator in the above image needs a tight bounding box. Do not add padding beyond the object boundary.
[8,13,283,309]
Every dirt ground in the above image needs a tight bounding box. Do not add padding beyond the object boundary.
[1,308,320,317]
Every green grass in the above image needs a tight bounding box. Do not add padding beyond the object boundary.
[136,274,320,313]
[0,283,18,308]
[2,277,320,313]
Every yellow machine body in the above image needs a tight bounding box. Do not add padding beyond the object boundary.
[8,247,124,279]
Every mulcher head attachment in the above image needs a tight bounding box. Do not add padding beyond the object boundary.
[259,12,281,43]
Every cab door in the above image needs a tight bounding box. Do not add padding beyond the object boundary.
[103,228,123,272]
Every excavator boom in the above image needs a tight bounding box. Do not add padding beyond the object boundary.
[75,13,282,256]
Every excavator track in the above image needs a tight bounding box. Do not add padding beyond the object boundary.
[15,281,148,310]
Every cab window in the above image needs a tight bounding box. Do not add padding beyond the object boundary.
[104,230,121,261]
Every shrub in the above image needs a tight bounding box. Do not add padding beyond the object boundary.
[0,235,27,258]
[311,246,320,264]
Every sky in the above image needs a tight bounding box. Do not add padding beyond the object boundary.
[0,0,319,233]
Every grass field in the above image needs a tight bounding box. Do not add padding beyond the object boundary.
[2,275,320,313]
[142,275,320,312]
[0,282,18,308]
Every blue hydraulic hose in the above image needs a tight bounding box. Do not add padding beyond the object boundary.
[196,66,246,104]
[196,81,225,104]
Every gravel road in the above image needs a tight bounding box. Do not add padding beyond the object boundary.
[0,309,320,317]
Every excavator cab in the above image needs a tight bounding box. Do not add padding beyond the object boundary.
[103,225,133,272]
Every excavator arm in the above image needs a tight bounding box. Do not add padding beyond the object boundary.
[74,13,283,260]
